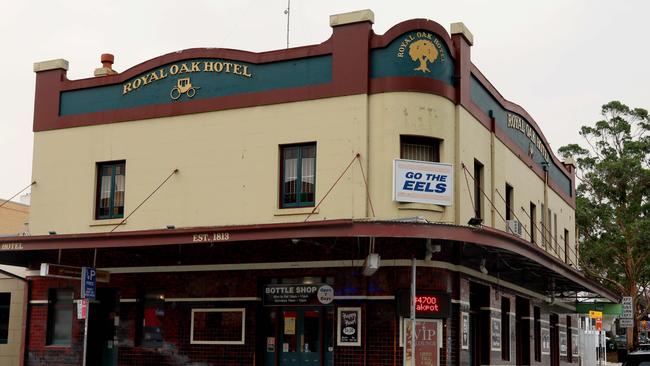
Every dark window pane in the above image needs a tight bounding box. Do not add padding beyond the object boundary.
[96,161,126,219]
[141,291,164,347]
[280,144,316,207]
[0,293,10,344]
[283,147,298,204]
[303,310,320,352]
[193,310,244,343]
[47,289,73,345]
[400,136,440,162]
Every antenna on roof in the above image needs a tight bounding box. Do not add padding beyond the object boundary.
[284,0,291,48]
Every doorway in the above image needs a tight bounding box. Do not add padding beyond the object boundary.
[266,307,334,366]
[550,314,560,366]
[515,296,530,365]
[470,282,490,366]
[86,288,119,366]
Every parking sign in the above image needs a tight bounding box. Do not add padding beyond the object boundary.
[81,267,96,300]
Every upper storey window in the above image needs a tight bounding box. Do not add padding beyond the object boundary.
[281,144,316,208]
[400,136,440,162]
[96,161,126,219]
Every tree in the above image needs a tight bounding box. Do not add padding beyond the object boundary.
[409,40,438,73]
[559,101,650,348]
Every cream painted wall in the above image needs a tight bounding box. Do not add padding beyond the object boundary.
[0,278,25,366]
[489,127,577,265]
[30,95,369,235]
[367,92,456,223]
[457,107,493,227]
[29,91,576,264]
[547,185,578,265]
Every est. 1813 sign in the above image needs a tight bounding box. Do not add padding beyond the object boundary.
[397,290,451,319]
[393,159,453,206]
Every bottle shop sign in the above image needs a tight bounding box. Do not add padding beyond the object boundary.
[263,284,334,306]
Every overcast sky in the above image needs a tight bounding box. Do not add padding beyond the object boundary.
[1,0,648,201]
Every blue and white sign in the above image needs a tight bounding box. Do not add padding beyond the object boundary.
[393,159,453,206]
[81,266,96,300]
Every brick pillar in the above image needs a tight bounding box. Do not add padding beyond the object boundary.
[329,9,374,96]
[33,59,68,132]
[450,23,473,106]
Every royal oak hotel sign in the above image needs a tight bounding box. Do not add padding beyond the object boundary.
[122,60,254,100]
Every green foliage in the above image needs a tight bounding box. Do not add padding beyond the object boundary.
[559,101,650,308]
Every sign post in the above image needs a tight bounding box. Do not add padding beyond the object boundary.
[410,258,416,366]
[81,267,96,366]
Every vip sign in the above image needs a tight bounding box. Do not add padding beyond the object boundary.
[403,319,442,366]
[393,159,453,206]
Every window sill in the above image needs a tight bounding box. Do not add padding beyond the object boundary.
[274,207,319,216]
[398,202,445,212]
[89,218,126,227]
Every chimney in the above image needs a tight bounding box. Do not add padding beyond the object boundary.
[94,53,118,77]
[450,22,473,105]
[562,157,577,174]
[328,9,374,95]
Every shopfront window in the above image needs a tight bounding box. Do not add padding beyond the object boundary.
[191,308,245,345]
[139,290,164,347]
[47,289,73,346]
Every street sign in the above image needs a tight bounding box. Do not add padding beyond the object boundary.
[40,263,110,283]
[620,318,634,328]
[596,318,603,331]
[589,311,603,319]
[81,267,96,300]
[76,299,88,320]
[622,297,633,318]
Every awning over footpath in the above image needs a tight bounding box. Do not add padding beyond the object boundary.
[0,219,618,302]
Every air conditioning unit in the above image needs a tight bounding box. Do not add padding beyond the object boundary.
[506,220,523,237]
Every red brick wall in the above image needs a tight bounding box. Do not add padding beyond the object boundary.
[24,266,577,365]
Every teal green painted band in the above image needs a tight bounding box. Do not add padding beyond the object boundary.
[575,303,622,315]
[470,76,572,197]
[370,30,454,84]
[60,56,332,117]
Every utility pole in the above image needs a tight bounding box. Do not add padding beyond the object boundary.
[284,0,291,48]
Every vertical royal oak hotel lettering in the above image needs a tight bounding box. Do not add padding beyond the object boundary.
[506,113,550,162]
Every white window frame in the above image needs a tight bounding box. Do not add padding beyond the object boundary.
[190,308,245,345]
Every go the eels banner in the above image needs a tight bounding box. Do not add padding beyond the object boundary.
[393,159,453,206]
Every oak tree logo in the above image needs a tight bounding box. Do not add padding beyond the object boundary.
[396,32,446,73]
[409,40,438,73]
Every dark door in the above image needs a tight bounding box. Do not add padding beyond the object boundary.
[550,314,560,366]
[516,297,530,365]
[86,289,118,366]
[279,308,326,366]
[470,282,490,366]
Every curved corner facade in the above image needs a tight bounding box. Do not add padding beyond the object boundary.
[0,9,614,366]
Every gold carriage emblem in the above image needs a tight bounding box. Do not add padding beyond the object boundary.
[170,77,200,100]
[408,39,439,73]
